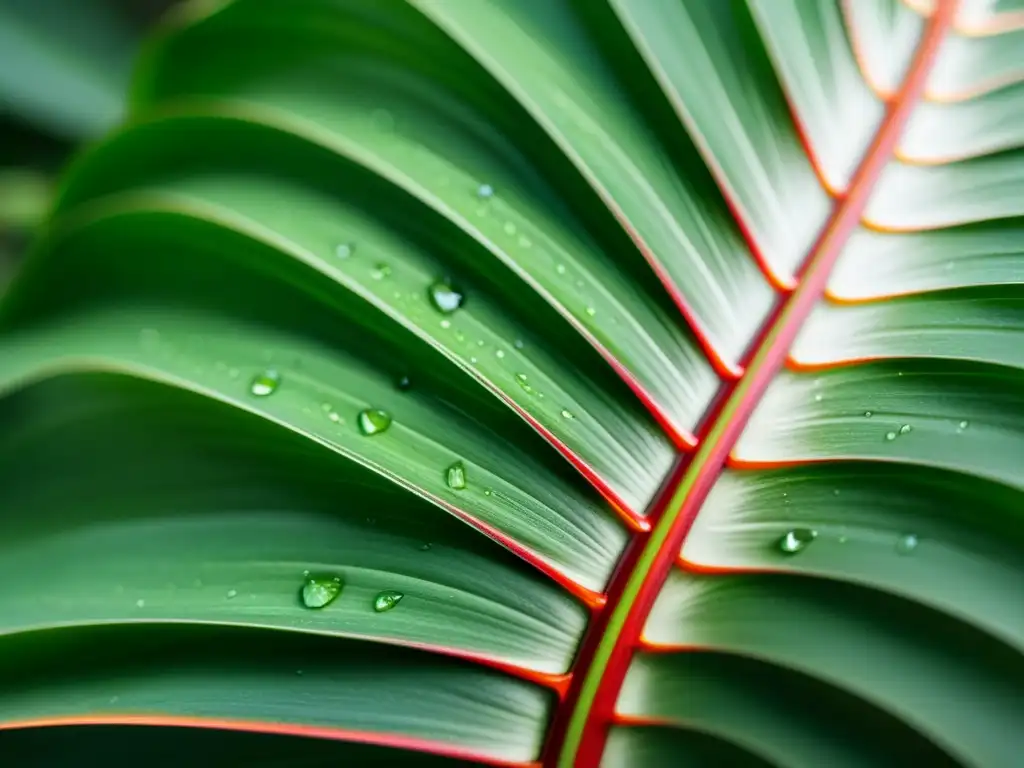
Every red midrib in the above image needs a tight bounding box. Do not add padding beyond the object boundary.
[549,3,958,766]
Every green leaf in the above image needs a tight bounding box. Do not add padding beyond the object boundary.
[0,0,133,139]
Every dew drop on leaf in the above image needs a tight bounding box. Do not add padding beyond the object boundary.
[135,598,145,608]
[958,420,969,430]
[428,280,464,314]
[515,373,534,394]
[585,306,596,317]
[420,542,432,552]
[358,409,392,436]
[896,533,919,555]
[513,339,525,350]
[373,590,404,613]
[864,411,872,418]
[249,369,280,397]
[495,349,505,359]
[885,431,897,441]
[476,183,494,199]
[301,574,343,609]
[397,375,411,391]
[226,589,237,599]
[503,221,516,235]
[327,411,341,423]
[899,424,912,435]
[778,528,817,555]
[335,243,354,259]
[561,409,574,419]
[446,461,467,490]
[370,263,391,280]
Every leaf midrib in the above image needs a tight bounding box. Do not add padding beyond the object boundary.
[552,3,960,766]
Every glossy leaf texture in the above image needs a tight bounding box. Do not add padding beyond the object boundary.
[1,0,1023,767]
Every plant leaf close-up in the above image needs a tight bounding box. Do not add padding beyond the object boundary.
[1,0,1022,766]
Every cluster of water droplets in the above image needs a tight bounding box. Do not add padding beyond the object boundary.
[298,571,405,614]
[776,527,920,556]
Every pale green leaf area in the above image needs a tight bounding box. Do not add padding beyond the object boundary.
[0,625,551,764]
[793,288,1024,368]
[602,725,776,768]
[747,0,884,191]
[844,0,924,94]
[618,649,959,768]
[735,362,1024,492]
[0,0,132,139]
[901,82,1024,162]
[927,25,1024,99]
[0,304,626,593]
[687,466,1024,653]
[405,0,773,361]
[121,1,730,420]
[608,0,829,276]
[0,725,482,768]
[642,572,1024,767]
[829,223,1024,300]
[0,376,587,673]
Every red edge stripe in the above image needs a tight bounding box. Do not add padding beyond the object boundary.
[0,718,538,768]
[546,3,958,766]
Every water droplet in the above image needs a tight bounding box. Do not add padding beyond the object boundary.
[561,409,574,419]
[420,542,432,551]
[513,339,525,350]
[958,420,969,430]
[885,431,897,441]
[503,222,517,235]
[335,243,354,259]
[327,410,342,423]
[484,489,492,496]
[370,263,392,280]
[249,369,280,397]
[555,264,567,275]
[778,528,817,555]
[896,533,919,554]
[135,598,146,608]
[429,280,464,314]
[301,574,343,609]
[514,373,534,394]
[440,319,451,330]
[373,590,404,613]
[397,375,411,390]
[476,183,494,199]
[226,589,237,599]
[469,356,478,364]
[832,488,840,496]
[446,461,467,490]
[585,306,596,317]
[358,409,392,436]
[814,393,823,402]
[864,411,873,418]
[898,424,912,435]
[838,531,849,544]
[495,349,505,359]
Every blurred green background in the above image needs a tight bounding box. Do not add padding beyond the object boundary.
[0,0,181,290]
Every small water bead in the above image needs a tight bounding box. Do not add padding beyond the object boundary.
[556,264,567,275]
[899,424,912,435]
[958,420,969,430]
[440,319,451,330]
[335,243,355,259]
[370,263,392,281]
[560,409,575,419]
[864,411,873,418]
[373,590,404,613]
[585,306,596,317]
[358,409,393,436]
[301,574,343,609]
[814,393,823,402]
[896,533,919,554]
[495,349,505,359]
[397,375,411,391]
[503,222,517,235]
[226,589,238,599]
[429,280,464,314]
[420,542,432,551]
[249,369,281,397]
[832,489,840,496]
[514,339,525,350]
[446,461,467,490]
[477,183,494,199]
[778,528,817,555]
[885,431,897,441]
[136,599,146,608]
[515,373,534,394]
[327,411,342,423]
